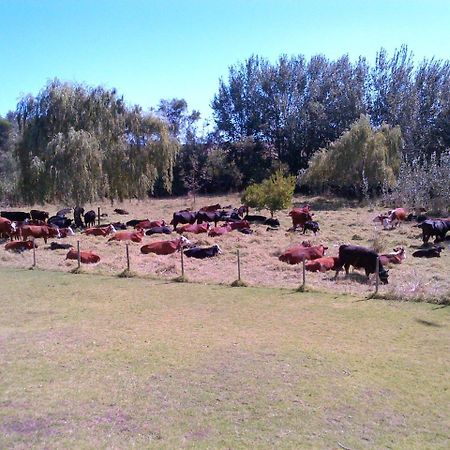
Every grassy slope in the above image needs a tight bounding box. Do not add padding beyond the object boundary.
[0,267,449,449]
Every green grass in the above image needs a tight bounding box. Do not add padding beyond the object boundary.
[0,267,449,449]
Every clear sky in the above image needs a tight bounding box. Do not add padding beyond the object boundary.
[1,0,449,121]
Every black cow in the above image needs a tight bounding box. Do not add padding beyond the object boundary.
[412,246,444,258]
[170,210,197,230]
[264,218,280,227]
[56,208,72,217]
[196,210,227,227]
[1,211,31,222]
[30,210,49,222]
[220,209,242,222]
[334,245,389,284]
[84,210,96,228]
[114,208,129,215]
[303,220,320,235]
[49,242,73,250]
[244,214,267,224]
[238,228,253,234]
[145,226,172,235]
[126,219,148,227]
[74,206,85,228]
[184,244,222,259]
[48,215,72,228]
[417,219,450,243]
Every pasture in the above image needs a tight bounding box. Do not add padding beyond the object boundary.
[0,194,448,302]
[1,267,449,449]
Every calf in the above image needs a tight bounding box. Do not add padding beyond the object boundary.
[379,247,406,266]
[84,224,116,237]
[184,244,222,259]
[303,220,320,235]
[279,244,327,265]
[84,210,96,228]
[58,227,75,238]
[412,246,444,258]
[264,218,280,227]
[305,256,340,272]
[145,226,172,235]
[66,248,100,264]
[288,208,314,231]
[50,242,73,250]
[5,240,36,252]
[114,208,129,215]
[334,245,389,284]
[208,224,232,237]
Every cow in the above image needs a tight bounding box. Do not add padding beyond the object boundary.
[176,223,209,234]
[20,225,60,244]
[196,210,225,227]
[238,228,253,234]
[264,218,280,227]
[49,242,73,250]
[30,209,49,222]
[379,247,406,266]
[305,256,340,272]
[58,227,75,238]
[145,226,173,235]
[279,244,327,265]
[114,208,129,215]
[140,236,191,255]
[134,219,166,230]
[244,214,267,224]
[199,203,221,212]
[334,245,389,284]
[170,210,197,230]
[412,246,444,258]
[84,224,116,237]
[73,206,85,228]
[126,219,148,227]
[48,215,72,228]
[289,208,314,231]
[5,240,36,252]
[303,221,320,235]
[56,207,72,217]
[184,244,222,259]
[1,211,31,222]
[84,210,96,228]
[417,219,450,243]
[228,220,250,231]
[66,248,100,264]
[208,224,232,237]
[108,229,144,243]
[220,208,243,222]
[0,217,16,239]
[374,208,408,230]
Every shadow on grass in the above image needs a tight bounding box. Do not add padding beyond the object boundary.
[415,318,442,327]
[293,196,359,211]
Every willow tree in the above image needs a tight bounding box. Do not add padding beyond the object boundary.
[301,115,402,197]
[15,80,179,204]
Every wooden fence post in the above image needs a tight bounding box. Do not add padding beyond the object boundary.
[180,247,185,277]
[77,240,81,269]
[302,258,306,290]
[375,256,379,294]
[126,244,130,272]
[32,238,36,268]
[237,249,241,281]
[97,207,101,226]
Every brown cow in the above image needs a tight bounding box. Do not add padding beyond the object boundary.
[305,256,340,272]
[208,224,232,237]
[379,247,406,266]
[199,203,221,212]
[20,225,60,243]
[0,217,16,239]
[177,223,210,234]
[5,240,36,252]
[57,227,75,238]
[134,219,166,229]
[289,207,314,231]
[228,220,250,230]
[84,224,116,237]
[374,208,408,229]
[279,244,327,265]
[140,236,191,255]
[108,229,144,243]
[66,249,100,264]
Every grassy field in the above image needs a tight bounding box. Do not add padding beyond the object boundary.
[0,194,449,302]
[1,267,449,449]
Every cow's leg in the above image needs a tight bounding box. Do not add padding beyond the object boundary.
[344,263,350,277]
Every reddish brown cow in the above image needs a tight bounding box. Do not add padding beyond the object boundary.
[228,220,250,230]
[140,236,191,255]
[177,223,210,234]
[289,207,314,231]
[379,247,406,266]
[279,244,327,265]
[66,249,100,264]
[134,219,166,229]
[305,256,340,272]
[20,225,59,243]
[5,240,36,252]
[199,203,221,212]
[208,224,232,237]
[84,224,115,237]
[58,227,75,238]
[0,217,16,239]
[108,229,144,243]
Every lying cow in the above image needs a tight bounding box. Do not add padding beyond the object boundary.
[264,218,280,227]
[208,224,232,237]
[334,245,389,284]
[126,218,148,227]
[114,208,129,215]
[184,244,222,259]
[21,225,60,243]
[279,243,327,265]
[305,256,340,272]
[66,248,100,264]
[417,219,450,243]
[228,220,250,230]
[379,247,406,266]
[303,220,320,235]
[48,215,72,228]
[176,223,209,234]
[58,227,75,238]
[145,226,172,235]
[412,246,444,258]
[84,224,116,237]
[134,219,166,230]
[49,242,73,250]
[108,229,144,243]
[140,236,191,255]
[5,240,36,252]
[243,214,267,224]
[199,203,221,212]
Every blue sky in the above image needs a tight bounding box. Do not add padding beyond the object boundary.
[1,0,449,121]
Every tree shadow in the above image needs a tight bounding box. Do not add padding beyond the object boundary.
[415,318,442,327]
[293,196,359,211]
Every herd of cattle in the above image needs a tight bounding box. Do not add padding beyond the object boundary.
[0,203,448,286]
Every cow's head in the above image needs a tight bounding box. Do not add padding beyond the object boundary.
[379,268,389,284]
[213,244,222,255]
[179,236,191,248]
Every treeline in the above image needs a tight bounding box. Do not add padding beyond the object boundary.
[0,46,449,205]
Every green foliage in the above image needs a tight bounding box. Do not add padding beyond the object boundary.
[241,170,296,216]
[301,116,402,198]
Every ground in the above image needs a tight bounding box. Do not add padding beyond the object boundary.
[0,268,449,449]
[0,194,448,302]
